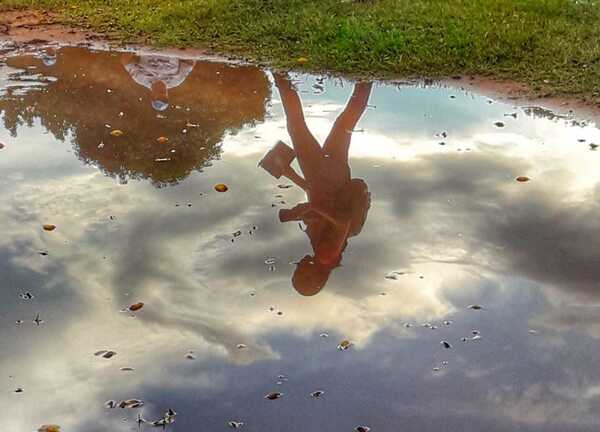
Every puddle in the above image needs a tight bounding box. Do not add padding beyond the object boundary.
[1,44,600,432]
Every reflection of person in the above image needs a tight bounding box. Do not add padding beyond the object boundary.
[36,47,57,66]
[260,74,373,296]
[121,53,195,111]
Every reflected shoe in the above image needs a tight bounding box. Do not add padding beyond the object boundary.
[258,140,296,179]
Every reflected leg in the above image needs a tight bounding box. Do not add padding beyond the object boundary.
[323,82,373,163]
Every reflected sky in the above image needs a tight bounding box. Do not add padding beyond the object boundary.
[1,45,600,432]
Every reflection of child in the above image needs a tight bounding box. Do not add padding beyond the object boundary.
[121,54,195,111]
[260,74,372,296]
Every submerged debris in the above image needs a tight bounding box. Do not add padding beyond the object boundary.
[104,400,117,409]
[95,350,117,359]
[150,408,177,427]
[33,313,44,326]
[37,426,60,432]
[127,302,144,312]
[42,224,56,231]
[19,292,34,300]
[264,392,283,400]
[441,340,452,349]
[228,421,244,428]
[110,129,124,137]
[337,340,353,351]
[467,304,483,310]
[310,390,325,398]
[118,399,144,409]
[516,176,530,182]
[355,426,371,432]
[384,270,405,280]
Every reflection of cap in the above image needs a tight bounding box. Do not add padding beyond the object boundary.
[151,100,169,111]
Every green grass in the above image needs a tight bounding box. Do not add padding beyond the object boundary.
[4,0,600,99]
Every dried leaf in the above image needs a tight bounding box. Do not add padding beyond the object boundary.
[43,224,56,231]
[516,176,530,182]
[337,340,352,351]
[156,136,169,144]
[214,183,229,192]
[110,129,124,137]
[128,302,144,312]
[38,426,61,432]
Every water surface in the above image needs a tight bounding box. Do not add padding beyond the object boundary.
[1,43,600,432]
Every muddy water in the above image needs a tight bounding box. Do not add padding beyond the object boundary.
[1,43,600,432]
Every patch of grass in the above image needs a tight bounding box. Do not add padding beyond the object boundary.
[4,0,600,99]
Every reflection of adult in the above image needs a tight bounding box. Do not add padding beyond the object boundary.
[260,74,373,296]
[37,47,57,66]
[121,53,195,111]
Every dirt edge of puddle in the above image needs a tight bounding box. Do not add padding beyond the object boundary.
[2,8,600,123]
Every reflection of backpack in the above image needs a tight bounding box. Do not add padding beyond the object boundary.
[339,178,371,237]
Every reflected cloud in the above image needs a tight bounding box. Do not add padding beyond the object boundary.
[2,46,600,432]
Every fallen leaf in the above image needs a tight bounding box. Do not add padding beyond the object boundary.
[337,340,352,351]
[43,224,56,231]
[264,392,283,400]
[110,129,124,137]
[214,183,229,192]
[494,121,505,127]
[119,399,144,408]
[156,136,169,144]
[516,176,530,182]
[38,426,61,432]
[128,302,144,312]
